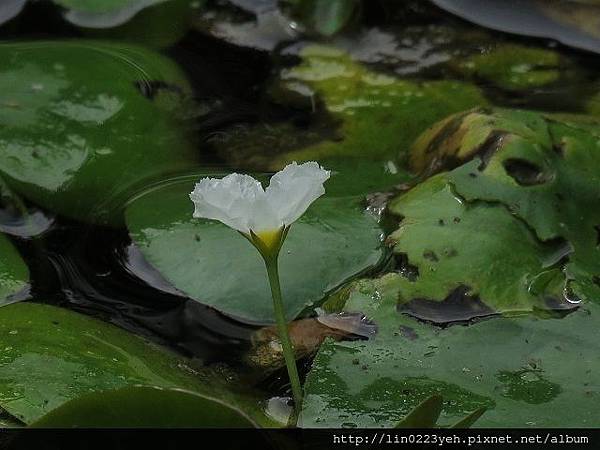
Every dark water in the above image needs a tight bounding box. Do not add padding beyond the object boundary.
[2,0,600,397]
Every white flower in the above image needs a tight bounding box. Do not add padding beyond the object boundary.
[189,161,330,240]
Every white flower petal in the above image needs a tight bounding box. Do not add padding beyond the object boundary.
[190,173,265,233]
[190,162,329,235]
[266,161,330,225]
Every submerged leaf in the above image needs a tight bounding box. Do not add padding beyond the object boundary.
[215,45,487,195]
[451,43,563,91]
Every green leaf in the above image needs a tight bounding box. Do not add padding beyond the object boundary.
[414,108,600,305]
[0,302,272,425]
[0,41,197,225]
[271,46,487,166]
[451,43,562,91]
[395,395,442,428]
[0,407,23,428]
[301,108,600,428]
[450,407,487,429]
[385,173,571,316]
[301,279,600,427]
[0,233,28,305]
[30,386,256,428]
[125,177,385,323]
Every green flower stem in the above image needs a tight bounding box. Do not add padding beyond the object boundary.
[262,252,304,415]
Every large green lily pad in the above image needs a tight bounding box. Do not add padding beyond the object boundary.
[412,108,600,305]
[0,233,28,305]
[31,386,256,428]
[0,302,272,425]
[0,41,197,225]
[125,177,385,323]
[301,277,600,427]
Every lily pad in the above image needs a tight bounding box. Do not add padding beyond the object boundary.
[0,302,272,425]
[385,173,571,317]
[0,41,197,225]
[431,0,600,55]
[270,45,487,166]
[412,108,600,305]
[31,386,256,428]
[125,177,385,323]
[54,0,159,13]
[301,276,600,427]
[0,0,26,26]
[60,0,202,49]
[0,233,28,305]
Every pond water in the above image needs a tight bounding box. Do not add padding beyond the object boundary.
[1,0,600,429]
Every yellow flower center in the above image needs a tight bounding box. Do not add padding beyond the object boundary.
[254,229,282,251]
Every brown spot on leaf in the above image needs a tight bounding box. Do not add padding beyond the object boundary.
[397,285,496,325]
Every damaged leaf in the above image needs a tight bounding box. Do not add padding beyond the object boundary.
[413,108,600,305]
[385,173,573,318]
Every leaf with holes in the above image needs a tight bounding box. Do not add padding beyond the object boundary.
[412,108,600,305]
[384,173,571,318]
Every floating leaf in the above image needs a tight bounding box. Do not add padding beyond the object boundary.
[55,0,166,26]
[0,302,272,425]
[125,177,384,323]
[31,386,256,428]
[385,173,572,318]
[0,41,197,225]
[413,108,600,305]
[0,0,26,26]
[302,277,600,427]
[431,0,600,55]
[60,0,202,49]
